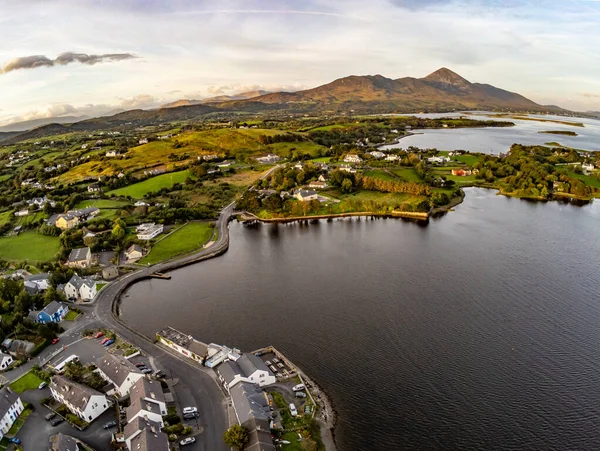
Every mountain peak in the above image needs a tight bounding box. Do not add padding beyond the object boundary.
[423,67,471,86]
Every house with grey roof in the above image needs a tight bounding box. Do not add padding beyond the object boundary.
[295,189,318,202]
[50,433,93,451]
[37,301,69,324]
[230,382,271,424]
[126,418,170,451]
[126,377,167,426]
[0,387,24,441]
[95,352,144,397]
[64,274,97,301]
[23,272,50,295]
[156,326,208,364]
[50,375,110,423]
[66,247,92,269]
[217,353,276,391]
[243,417,276,451]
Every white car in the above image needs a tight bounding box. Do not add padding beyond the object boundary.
[183,407,198,414]
[180,437,196,446]
[292,384,305,392]
[289,403,298,417]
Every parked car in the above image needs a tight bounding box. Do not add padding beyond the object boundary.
[183,412,199,420]
[94,331,104,339]
[292,384,305,392]
[104,421,117,429]
[8,438,20,444]
[51,337,60,345]
[183,407,198,414]
[100,337,110,345]
[141,368,152,374]
[295,391,307,398]
[289,403,298,417]
[180,437,196,446]
[51,418,63,426]
[38,381,47,389]
[45,412,56,421]
[134,362,145,368]
[103,339,115,347]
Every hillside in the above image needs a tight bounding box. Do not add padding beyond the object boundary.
[0,115,89,133]
[221,68,561,113]
[161,90,270,108]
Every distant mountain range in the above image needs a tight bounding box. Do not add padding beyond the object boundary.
[0,68,566,144]
[0,115,89,133]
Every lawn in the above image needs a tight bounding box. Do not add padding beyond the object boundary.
[566,171,600,189]
[268,141,328,159]
[363,169,397,182]
[75,199,130,209]
[138,222,214,265]
[64,310,80,321]
[388,167,423,182]
[0,231,60,262]
[9,371,44,393]
[453,154,484,166]
[107,170,194,198]
[281,431,304,451]
[16,211,47,226]
[0,210,13,226]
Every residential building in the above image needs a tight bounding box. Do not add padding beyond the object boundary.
[64,274,97,301]
[308,180,328,189]
[54,208,100,229]
[583,163,595,172]
[50,433,94,451]
[125,244,144,261]
[205,343,241,368]
[138,138,148,145]
[339,164,357,174]
[295,189,318,202]
[315,163,330,172]
[343,154,362,163]
[134,200,148,207]
[0,355,13,371]
[37,301,69,324]
[451,169,472,176]
[23,272,50,295]
[217,353,276,391]
[217,160,234,168]
[50,375,110,422]
[385,154,400,161]
[201,154,219,161]
[67,247,92,268]
[369,151,386,159]
[427,156,451,164]
[255,154,280,164]
[136,223,163,240]
[318,174,329,182]
[95,353,144,398]
[124,417,169,451]
[126,378,167,426]
[0,388,24,441]
[1,339,34,358]
[228,383,276,450]
[156,327,208,364]
[87,184,101,193]
[106,150,120,157]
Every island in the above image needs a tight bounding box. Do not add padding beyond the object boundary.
[539,130,579,136]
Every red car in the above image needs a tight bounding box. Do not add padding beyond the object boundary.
[51,338,59,345]
[100,337,110,345]
[94,331,103,339]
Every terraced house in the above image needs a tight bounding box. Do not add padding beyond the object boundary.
[95,352,144,397]
[0,388,23,441]
[50,375,110,422]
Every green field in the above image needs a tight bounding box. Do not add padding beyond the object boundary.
[363,169,397,182]
[453,154,484,166]
[388,167,422,182]
[138,222,214,265]
[566,170,600,189]
[10,371,45,393]
[75,198,130,219]
[0,210,13,226]
[64,310,80,321]
[108,170,193,198]
[268,141,328,158]
[0,174,11,182]
[0,231,60,262]
[16,211,47,226]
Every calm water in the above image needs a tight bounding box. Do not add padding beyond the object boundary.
[380,113,600,153]
[122,189,600,450]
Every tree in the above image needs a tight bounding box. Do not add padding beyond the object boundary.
[111,224,125,241]
[341,178,353,194]
[224,424,249,450]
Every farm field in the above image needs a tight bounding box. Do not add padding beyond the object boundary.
[0,231,60,262]
[107,170,193,198]
[138,222,214,265]
[388,167,423,182]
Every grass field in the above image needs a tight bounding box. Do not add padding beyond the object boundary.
[10,371,44,393]
[217,169,266,187]
[453,154,484,166]
[267,141,328,158]
[16,211,47,226]
[0,231,60,262]
[75,199,130,209]
[363,169,397,182]
[108,170,193,198]
[0,210,13,226]
[566,170,600,189]
[138,222,214,265]
[64,310,80,321]
[0,174,11,182]
[388,167,422,182]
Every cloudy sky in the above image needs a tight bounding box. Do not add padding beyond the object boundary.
[1,0,599,126]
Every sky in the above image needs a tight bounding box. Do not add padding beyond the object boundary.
[1,0,599,127]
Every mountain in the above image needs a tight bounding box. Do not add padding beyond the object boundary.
[0,115,89,133]
[220,68,562,113]
[160,90,270,108]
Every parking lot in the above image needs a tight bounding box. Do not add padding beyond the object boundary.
[258,351,295,378]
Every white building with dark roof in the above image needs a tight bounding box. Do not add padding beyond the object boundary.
[126,377,167,426]
[156,327,208,364]
[217,353,276,391]
[124,417,169,451]
[95,352,144,398]
[0,388,23,440]
[50,375,110,423]
[66,247,92,268]
[64,274,97,301]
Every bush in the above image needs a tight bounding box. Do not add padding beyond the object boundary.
[66,413,88,428]
[56,405,69,416]
[164,413,181,425]
[168,434,177,442]
[163,423,184,435]
[30,340,49,357]
[40,397,50,406]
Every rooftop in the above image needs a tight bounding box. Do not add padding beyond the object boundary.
[129,425,170,451]
[230,382,270,424]
[50,375,104,411]
[0,387,20,418]
[68,247,90,262]
[129,377,165,406]
[42,300,66,316]
[96,352,142,388]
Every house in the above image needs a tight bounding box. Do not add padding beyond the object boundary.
[54,208,100,229]
[343,154,362,163]
[95,353,144,398]
[50,433,94,451]
[369,151,386,159]
[293,162,304,171]
[37,301,69,324]
[205,343,241,368]
[125,244,144,261]
[1,339,34,358]
[201,154,219,161]
[0,388,24,441]
[308,180,328,189]
[136,223,163,240]
[295,190,318,202]
[385,154,400,161]
[451,169,472,176]
[318,174,329,183]
[427,156,451,164]
[138,138,148,145]
[156,327,208,364]
[217,353,276,391]
[124,417,170,451]
[126,378,167,426]
[255,154,281,164]
[583,163,595,173]
[106,150,120,157]
[217,160,234,168]
[0,354,13,370]
[67,247,92,268]
[50,375,110,423]
[339,164,357,173]
[134,200,148,207]
[23,272,50,295]
[64,274,97,301]
[230,382,271,425]
[315,163,330,172]
[87,184,101,193]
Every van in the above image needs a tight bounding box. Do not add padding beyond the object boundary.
[292,384,305,392]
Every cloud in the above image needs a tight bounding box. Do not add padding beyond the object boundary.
[118,94,159,109]
[204,83,305,96]
[0,52,137,74]
[581,92,600,98]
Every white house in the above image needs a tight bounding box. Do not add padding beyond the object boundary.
[124,417,169,451]
[217,353,276,392]
[125,244,144,261]
[385,154,400,161]
[295,190,318,202]
[105,150,120,157]
[136,223,163,240]
[582,163,595,172]
[0,388,24,440]
[156,327,208,364]
[308,180,328,189]
[95,353,144,398]
[427,156,451,164]
[126,378,167,427]
[369,151,386,159]
[64,274,97,301]
[255,154,280,164]
[0,355,13,371]
[138,138,148,145]
[343,154,363,163]
[339,164,357,174]
[50,375,110,423]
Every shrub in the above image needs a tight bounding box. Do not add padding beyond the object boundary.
[164,413,181,425]
[163,423,184,435]
[168,434,177,442]
[40,397,50,406]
